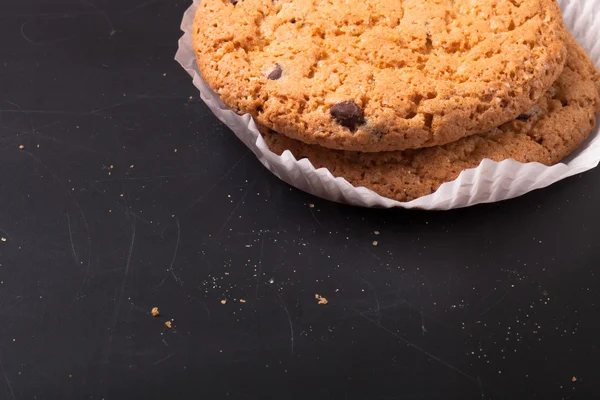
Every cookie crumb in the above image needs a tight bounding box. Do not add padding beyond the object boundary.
[374,231,380,235]
[220,299,227,305]
[572,376,577,383]
[0,238,6,242]
[372,241,378,246]
[309,204,315,208]
[129,164,135,169]
[151,307,160,317]
[18,145,25,150]
[165,321,172,329]
[315,294,328,305]
[239,299,246,303]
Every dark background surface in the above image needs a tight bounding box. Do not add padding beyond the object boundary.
[1,0,599,399]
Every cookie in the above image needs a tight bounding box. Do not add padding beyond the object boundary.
[262,37,600,202]
[193,0,568,152]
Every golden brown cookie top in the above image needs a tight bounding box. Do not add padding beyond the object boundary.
[263,36,600,201]
[194,0,568,152]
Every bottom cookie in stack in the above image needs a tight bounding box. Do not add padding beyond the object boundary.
[261,36,600,202]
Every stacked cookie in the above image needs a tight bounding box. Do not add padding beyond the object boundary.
[193,0,600,201]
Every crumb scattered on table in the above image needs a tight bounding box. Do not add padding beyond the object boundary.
[151,307,160,317]
[372,241,378,246]
[129,164,135,169]
[239,299,246,303]
[165,321,172,329]
[220,299,227,305]
[309,204,315,208]
[572,376,577,382]
[18,145,25,150]
[374,231,380,235]
[1,238,6,242]
[315,294,328,305]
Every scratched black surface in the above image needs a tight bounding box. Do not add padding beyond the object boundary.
[1,0,599,399]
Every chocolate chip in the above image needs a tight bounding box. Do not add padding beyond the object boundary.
[330,101,364,129]
[517,105,543,121]
[229,0,238,4]
[266,63,282,80]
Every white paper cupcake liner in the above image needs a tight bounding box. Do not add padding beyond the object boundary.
[175,0,600,210]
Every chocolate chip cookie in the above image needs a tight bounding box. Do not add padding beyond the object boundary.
[262,37,600,202]
[193,0,568,152]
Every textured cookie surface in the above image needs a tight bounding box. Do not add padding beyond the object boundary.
[263,38,600,202]
[194,0,568,152]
